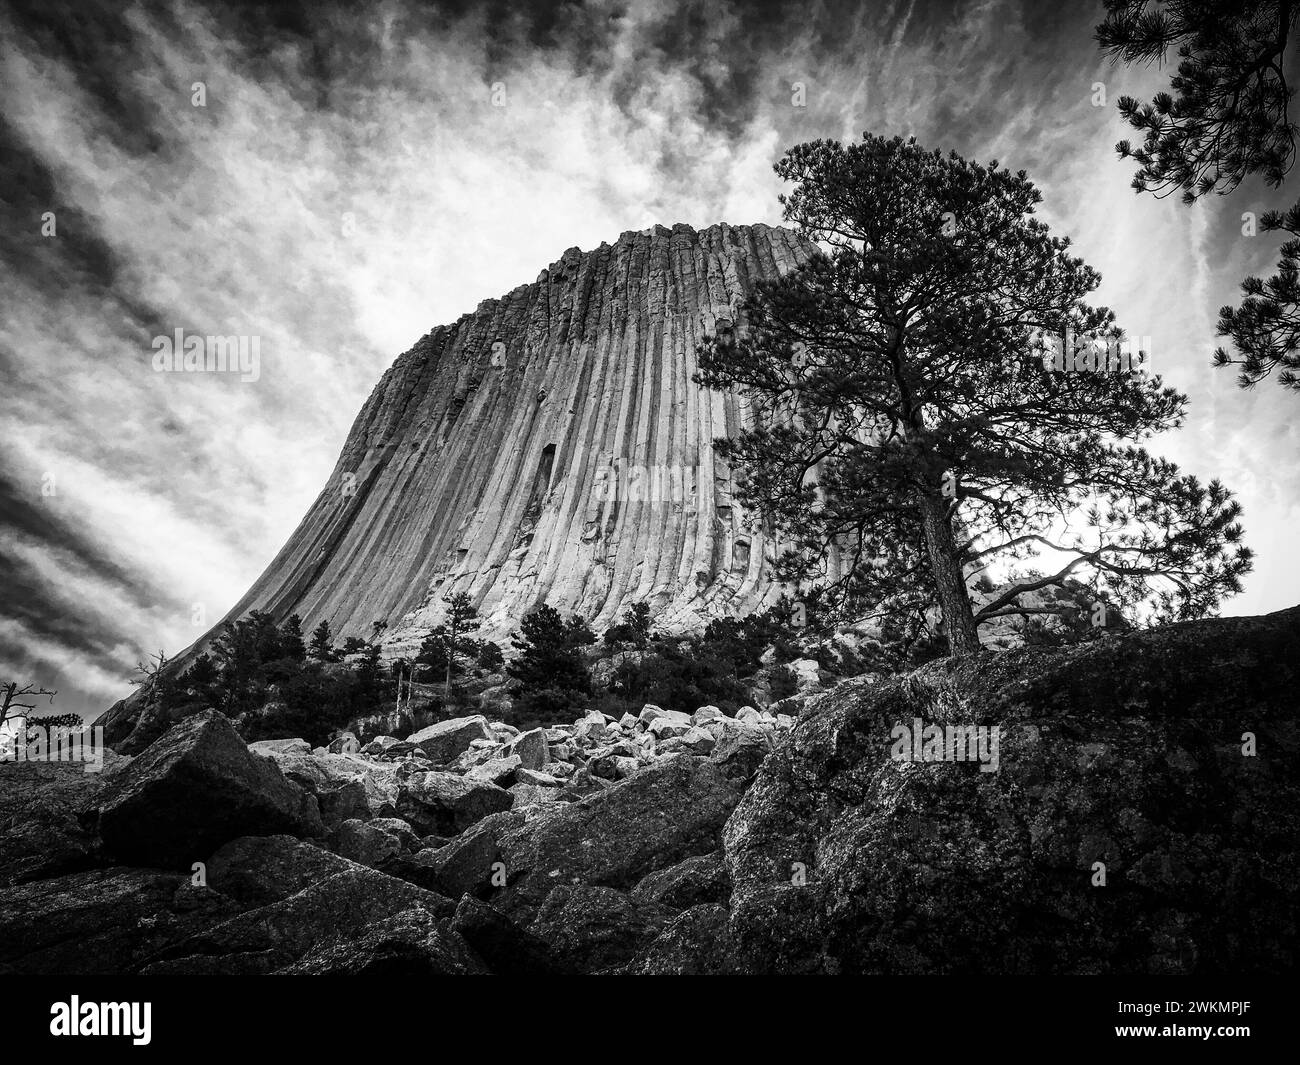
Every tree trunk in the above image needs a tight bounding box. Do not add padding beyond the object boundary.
[917,492,981,656]
[444,620,455,704]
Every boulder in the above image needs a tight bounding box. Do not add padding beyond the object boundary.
[588,754,619,780]
[515,768,560,787]
[724,606,1300,975]
[709,724,772,784]
[260,750,400,828]
[447,743,504,774]
[248,738,311,756]
[558,771,605,802]
[407,715,494,763]
[507,728,550,770]
[333,819,404,867]
[0,755,129,887]
[572,712,609,744]
[480,754,748,919]
[648,712,692,739]
[95,711,324,868]
[206,835,358,907]
[466,755,521,787]
[680,726,716,754]
[0,867,241,975]
[627,903,740,974]
[527,885,673,974]
[423,810,526,899]
[359,736,401,757]
[451,895,563,975]
[144,865,455,973]
[637,704,667,725]
[397,771,513,836]
[327,731,360,755]
[368,817,421,851]
[692,706,726,726]
[278,908,487,975]
[371,849,451,893]
[632,851,731,910]
[509,783,561,808]
[376,741,417,761]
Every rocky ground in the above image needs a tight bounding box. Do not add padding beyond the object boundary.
[2,605,1297,975]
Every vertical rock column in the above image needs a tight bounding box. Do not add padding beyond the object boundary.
[206,222,816,654]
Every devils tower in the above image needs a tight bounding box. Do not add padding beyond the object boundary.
[201,223,810,658]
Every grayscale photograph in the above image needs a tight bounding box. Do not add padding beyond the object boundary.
[0,0,1293,1043]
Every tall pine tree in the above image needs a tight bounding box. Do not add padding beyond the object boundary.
[441,592,481,702]
[507,605,594,722]
[308,619,337,662]
[697,134,1252,655]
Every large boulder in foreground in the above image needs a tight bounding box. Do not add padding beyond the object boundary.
[94,711,324,868]
[278,908,487,975]
[528,885,673,974]
[144,865,455,974]
[450,895,563,975]
[0,754,131,887]
[632,851,731,910]
[628,903,739,975]
[725,605,1300,974]
[0,867,240,975]
[205,835,358,907]
[431,753,748,919]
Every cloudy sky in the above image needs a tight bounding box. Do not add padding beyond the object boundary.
[2,0,1297,720]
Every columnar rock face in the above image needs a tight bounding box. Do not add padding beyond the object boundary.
[215,222,814,653]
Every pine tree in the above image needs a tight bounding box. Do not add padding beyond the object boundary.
[604,602,652,648]
[179,652,219,690]
[280,614,306,661]
[416,626,451,675]
[355,642,385,706]
[476,640,504,671]
[442,592,481,702]
[696,134,1252,655]
[1096,1,1300,391]
[308,619,336,662]
[1097,1,1298,202]
[507,605,594,720]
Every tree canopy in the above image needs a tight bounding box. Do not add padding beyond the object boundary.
[697,134,1252,654]
[1097,0,1300,391]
